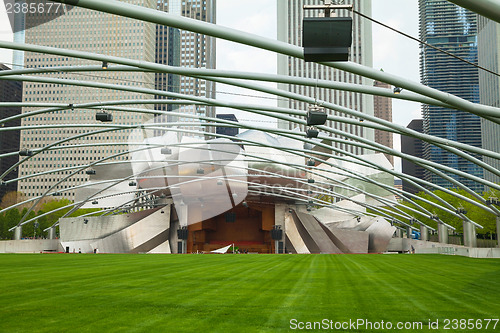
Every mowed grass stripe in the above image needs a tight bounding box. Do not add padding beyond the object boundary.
[387,255,499,315]
[0,254,498,332]
[347,255,499,320]
[377,255,498,319]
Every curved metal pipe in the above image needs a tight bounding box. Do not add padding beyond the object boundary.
[2,74,498,191]
[2,114,496,223]
[43,0,500,119]
[7,123,464,230]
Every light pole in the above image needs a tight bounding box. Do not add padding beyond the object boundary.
[33,221,39,239]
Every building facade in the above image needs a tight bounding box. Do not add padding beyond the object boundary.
[477,16,500,185]
[394,178,403,200]
[277,0,374,156]
[154,17,181,116]
[0,64,22,201]
[419,0,483,192]
[18,0,156,200]
[156,0,216,135]
[373,80,393,165]
[216,114,239,137]
[12,9,25,70]
[401,119,425,194]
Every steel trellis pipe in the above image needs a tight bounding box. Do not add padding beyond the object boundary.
[2,74,499,189]
[47,0,500,119]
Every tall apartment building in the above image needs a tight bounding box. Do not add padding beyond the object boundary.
[419,0,483,192]
[155,6,181,115]
[401,119,425,194]
[0,64,22,200]
[477,16,500,185]
[373,80,393,165]
[277,0,374,156]
[154,3,181,136]
[18,0,156,200]
[156,0,216,134]
[12,10,26,69]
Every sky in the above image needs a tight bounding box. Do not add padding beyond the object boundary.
[215,0,421,172]
[0,0,421,171]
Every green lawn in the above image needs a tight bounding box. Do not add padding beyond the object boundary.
[0,254,498,332]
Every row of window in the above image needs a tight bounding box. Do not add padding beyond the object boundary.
[20,154,123,161]
[21,192,74,197]
[20,177,87,183]
[20,156,129,167]
[23,115,141,122]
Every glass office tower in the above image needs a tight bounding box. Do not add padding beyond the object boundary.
[419,0,483,192]
[477,16,500,186]
[156,0,216,134]
[277,0,374,156]
[18,0,156,200]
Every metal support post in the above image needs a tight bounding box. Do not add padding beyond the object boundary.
[463,219,477,247]
[406,226,412,239]
[48,227,57,240]
[420,225,429,241]
[14,226,22,240]
[438,223,449,244]
[178,204,188,254]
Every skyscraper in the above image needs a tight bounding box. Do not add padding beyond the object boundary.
[477,16,500,185]
[277,0,374,156]
[18,0,156,200]
[155,2,181,135]
[0,64,22,200]
[155,5,181,110]
[12,10,26,70]
[156,0,216,134]
[419,0,483,192]
[216,114,239,137]
[401,119,425,194]
[373,80,393,165]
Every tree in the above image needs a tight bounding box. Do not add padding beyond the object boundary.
[0,191,27,210]
[39,199,73,226]
[4,208,21,239]
[0,212,6,240]
[383,186,499,236]
[21,210,37,238]
[36,210,49,239]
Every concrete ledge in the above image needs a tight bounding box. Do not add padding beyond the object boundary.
[388,238,467,253]
[389,238,500,258]
[417,246,500,258]
[0,239,61,253]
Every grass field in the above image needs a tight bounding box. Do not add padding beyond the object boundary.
[0,254,499,332]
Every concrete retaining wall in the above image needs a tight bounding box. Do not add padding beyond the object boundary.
[0,239,62,253]
[387,238,463,253]
[417,246,500,258]
[388,238,500,258]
